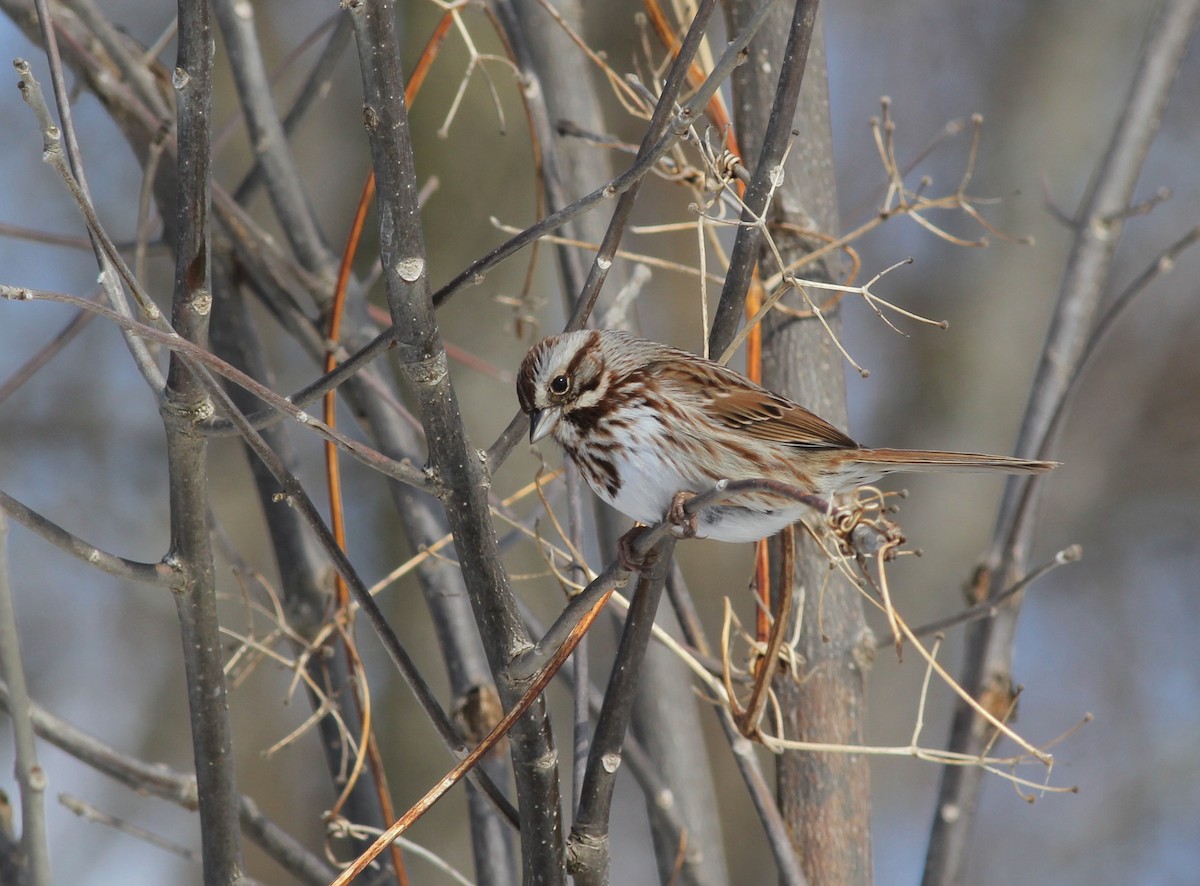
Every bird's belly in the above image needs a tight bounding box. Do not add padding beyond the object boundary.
[593,443,804,543]
[596,444,689,525]
[692,505,804,543]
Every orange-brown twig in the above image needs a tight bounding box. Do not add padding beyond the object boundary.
[737,524,796,737]
[329,585,617,886]
[320,15,454,882]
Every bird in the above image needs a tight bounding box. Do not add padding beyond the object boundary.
[517,329,1055,543]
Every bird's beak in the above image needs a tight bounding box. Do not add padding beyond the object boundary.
[529,407,561,443]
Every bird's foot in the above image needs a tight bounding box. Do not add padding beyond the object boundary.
[667,491,699,539]
[616,525,651,573]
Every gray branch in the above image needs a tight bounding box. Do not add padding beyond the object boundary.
[708,0,819,358]
[568,538,675,885]
[721,1,873,882]
[346,1,565,880]
[212,0,335,284]
[207,265,396,875]
[924,1,1200,882]
[0,678,336,886]
[0,489,176,587]
[164,0,246,880]
[0,511,50,885]
[665,565,807,886]
[233,14,354,206]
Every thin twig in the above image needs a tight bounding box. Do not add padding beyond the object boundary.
[429,0,778,314]
[233,14,354,205]
[0,510,51,885]
[926,1,1200,880]
[59,794,197,863]
[0,285,429,491]
[564,0,725,330]
[327,549,623,886]
[1041,225,1200,452]
[0,490,176,587]
[665,566,807,886]
[213,0,335,282]
[0,679,336,886]
[12,58,166,389]
[0,293,96,404]
[881,546,1081,648]
[707,0,818,359]
[569,537,676,885]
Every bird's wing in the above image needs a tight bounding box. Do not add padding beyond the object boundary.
[652,357,859,450]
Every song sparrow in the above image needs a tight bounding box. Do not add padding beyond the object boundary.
[517,329,1056,543]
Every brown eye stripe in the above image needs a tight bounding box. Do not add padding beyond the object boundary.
[563,330,601,381]
[515,338,554,411]
[576,373,602,395]
[516,369,535,412]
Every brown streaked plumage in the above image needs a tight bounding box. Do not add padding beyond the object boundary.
[517,329,1056,543]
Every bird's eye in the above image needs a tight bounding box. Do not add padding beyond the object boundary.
[549,375,570,395]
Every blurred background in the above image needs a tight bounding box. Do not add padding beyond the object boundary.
[0,0,1196,883]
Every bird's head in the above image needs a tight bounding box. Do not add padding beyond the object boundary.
[516,330,611,444]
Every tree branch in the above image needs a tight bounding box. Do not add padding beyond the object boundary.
[346,1,565,881]
[430,0,778,316]
[212,0,334,281]
[232,14,354,206]
[663,558,807,885]
[924,1,1200,881]
[719,2,872,882]
[0,679,336,886]
[0,489,176,586]
[708,0,819,358]
[164,1,246,880]
[567,538,675,885]
[207,265,396,873]
[0,286,429,491]
[0,510,50,885]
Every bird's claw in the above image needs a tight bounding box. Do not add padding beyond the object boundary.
[667,491,699,539]
[617,525,650,572]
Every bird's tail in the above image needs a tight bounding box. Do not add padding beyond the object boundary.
[855,448,1057,476]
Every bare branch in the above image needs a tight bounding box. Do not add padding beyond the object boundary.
[564,0,724,330]
[0,679,336,886]
[707,0,818,359]
[0,286,429,491]
[430,0,778,315]
[663,565,806,885]
[880,546,1082,648]
[163,0,246,878]
[568,537,676,885]
[232,15,353,205]
[0,510,51,885]
[12,57,166,389]
[346,1,564,881]
[0,490,176,587]
[212,0,335,283]
[925,1,1200,880]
